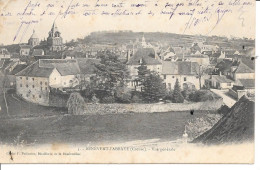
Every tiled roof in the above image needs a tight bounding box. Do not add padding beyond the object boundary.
[53,62,80,76]
[127,48,161,65]
[162,61,199,75]
[77,58,100,74]
[16,61,53,77]
[234,62,254,73]
[16,59,81,77]
[237,79,255,89]
[212,75,233,83]
[10,64,28,75]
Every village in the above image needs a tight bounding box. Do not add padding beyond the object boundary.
[0,22,255,113]
[0,21,255,147]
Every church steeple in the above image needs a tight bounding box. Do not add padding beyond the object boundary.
[47,21,63,51]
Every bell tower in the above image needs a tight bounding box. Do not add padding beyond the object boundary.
[47,22,63,51]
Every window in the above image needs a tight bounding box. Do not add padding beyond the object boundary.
[184,77,187,81]
[45,87,47,90]
[172,76,175,79]
[26,77,28,80]
[32,85,35,88]
[20,84,22,87]
[40,81,42,85]
[33,95,35,98]
[41,87,43,91]
[45,82,47,85]
[26,84,28,88]
[20,77,22,79]
[164,75,166,79]
[39,95,41,98]
[32,78,34,81]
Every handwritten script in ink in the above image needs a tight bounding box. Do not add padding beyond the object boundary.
[0,0,254,42]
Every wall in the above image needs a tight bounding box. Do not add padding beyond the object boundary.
[234,73,255,80]
[163,74,203,90]
[228,89,247,100]
[83,99,223,115]
[16,76,50,106]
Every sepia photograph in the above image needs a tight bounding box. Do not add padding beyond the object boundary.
[0,0,256,163]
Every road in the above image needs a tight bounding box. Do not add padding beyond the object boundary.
[210,89,237,108]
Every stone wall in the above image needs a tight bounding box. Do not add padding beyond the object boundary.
[83,99,223,115]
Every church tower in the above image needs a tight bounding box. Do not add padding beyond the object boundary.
[28,30,39,47]
[47,22,63,51]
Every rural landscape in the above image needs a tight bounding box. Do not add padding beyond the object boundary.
[0,22,255,147]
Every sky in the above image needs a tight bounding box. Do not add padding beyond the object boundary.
[0,0,256,45]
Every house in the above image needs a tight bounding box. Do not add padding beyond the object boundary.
[0,48,11,59]
[229,79,254,100]
[183,53,210,66]
[236,79,255,94]
[19,44,32,56]
[15,59,81,106]
[32,49,44,56]
[4,64,28,88]
[231,62,255,81]
[161,61,202,90]
[214,59,240,76]
[200,44,219,55]
[126,48,162,89]
[207,75,234,89]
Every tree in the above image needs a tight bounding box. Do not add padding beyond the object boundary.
[142,72,166,103]
[136,61,150,89]
[195,65,206,89]
[172,79,184,103]
[93,51,129,97]
[67,93,85,115]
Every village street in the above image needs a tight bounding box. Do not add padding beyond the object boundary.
[210,89,237,108]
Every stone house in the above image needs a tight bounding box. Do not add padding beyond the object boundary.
[230,62,255,81]
[15,59,81,106]
[126,48,162,89]
[161,61,202,90]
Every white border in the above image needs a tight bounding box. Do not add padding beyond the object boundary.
[1,1,260,170]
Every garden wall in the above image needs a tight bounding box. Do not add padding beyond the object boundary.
[83,99,223,115]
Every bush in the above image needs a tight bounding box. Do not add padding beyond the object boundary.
[102,96,115,103]
[131,95,143,103]
[67,93,85,115]
[189,90,220,102]
[115,86,132,103]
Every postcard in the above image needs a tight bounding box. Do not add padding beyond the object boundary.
[0,0,255,163]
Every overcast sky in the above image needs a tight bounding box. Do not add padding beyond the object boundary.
[0,0,255,45]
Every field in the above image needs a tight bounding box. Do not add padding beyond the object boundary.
[0,110,217,146]
[0,76,219,146]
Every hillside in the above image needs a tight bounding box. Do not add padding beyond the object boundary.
[193,96,254,145]
[79,31,254,50]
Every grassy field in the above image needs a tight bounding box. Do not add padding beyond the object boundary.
[0,110,217,145]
